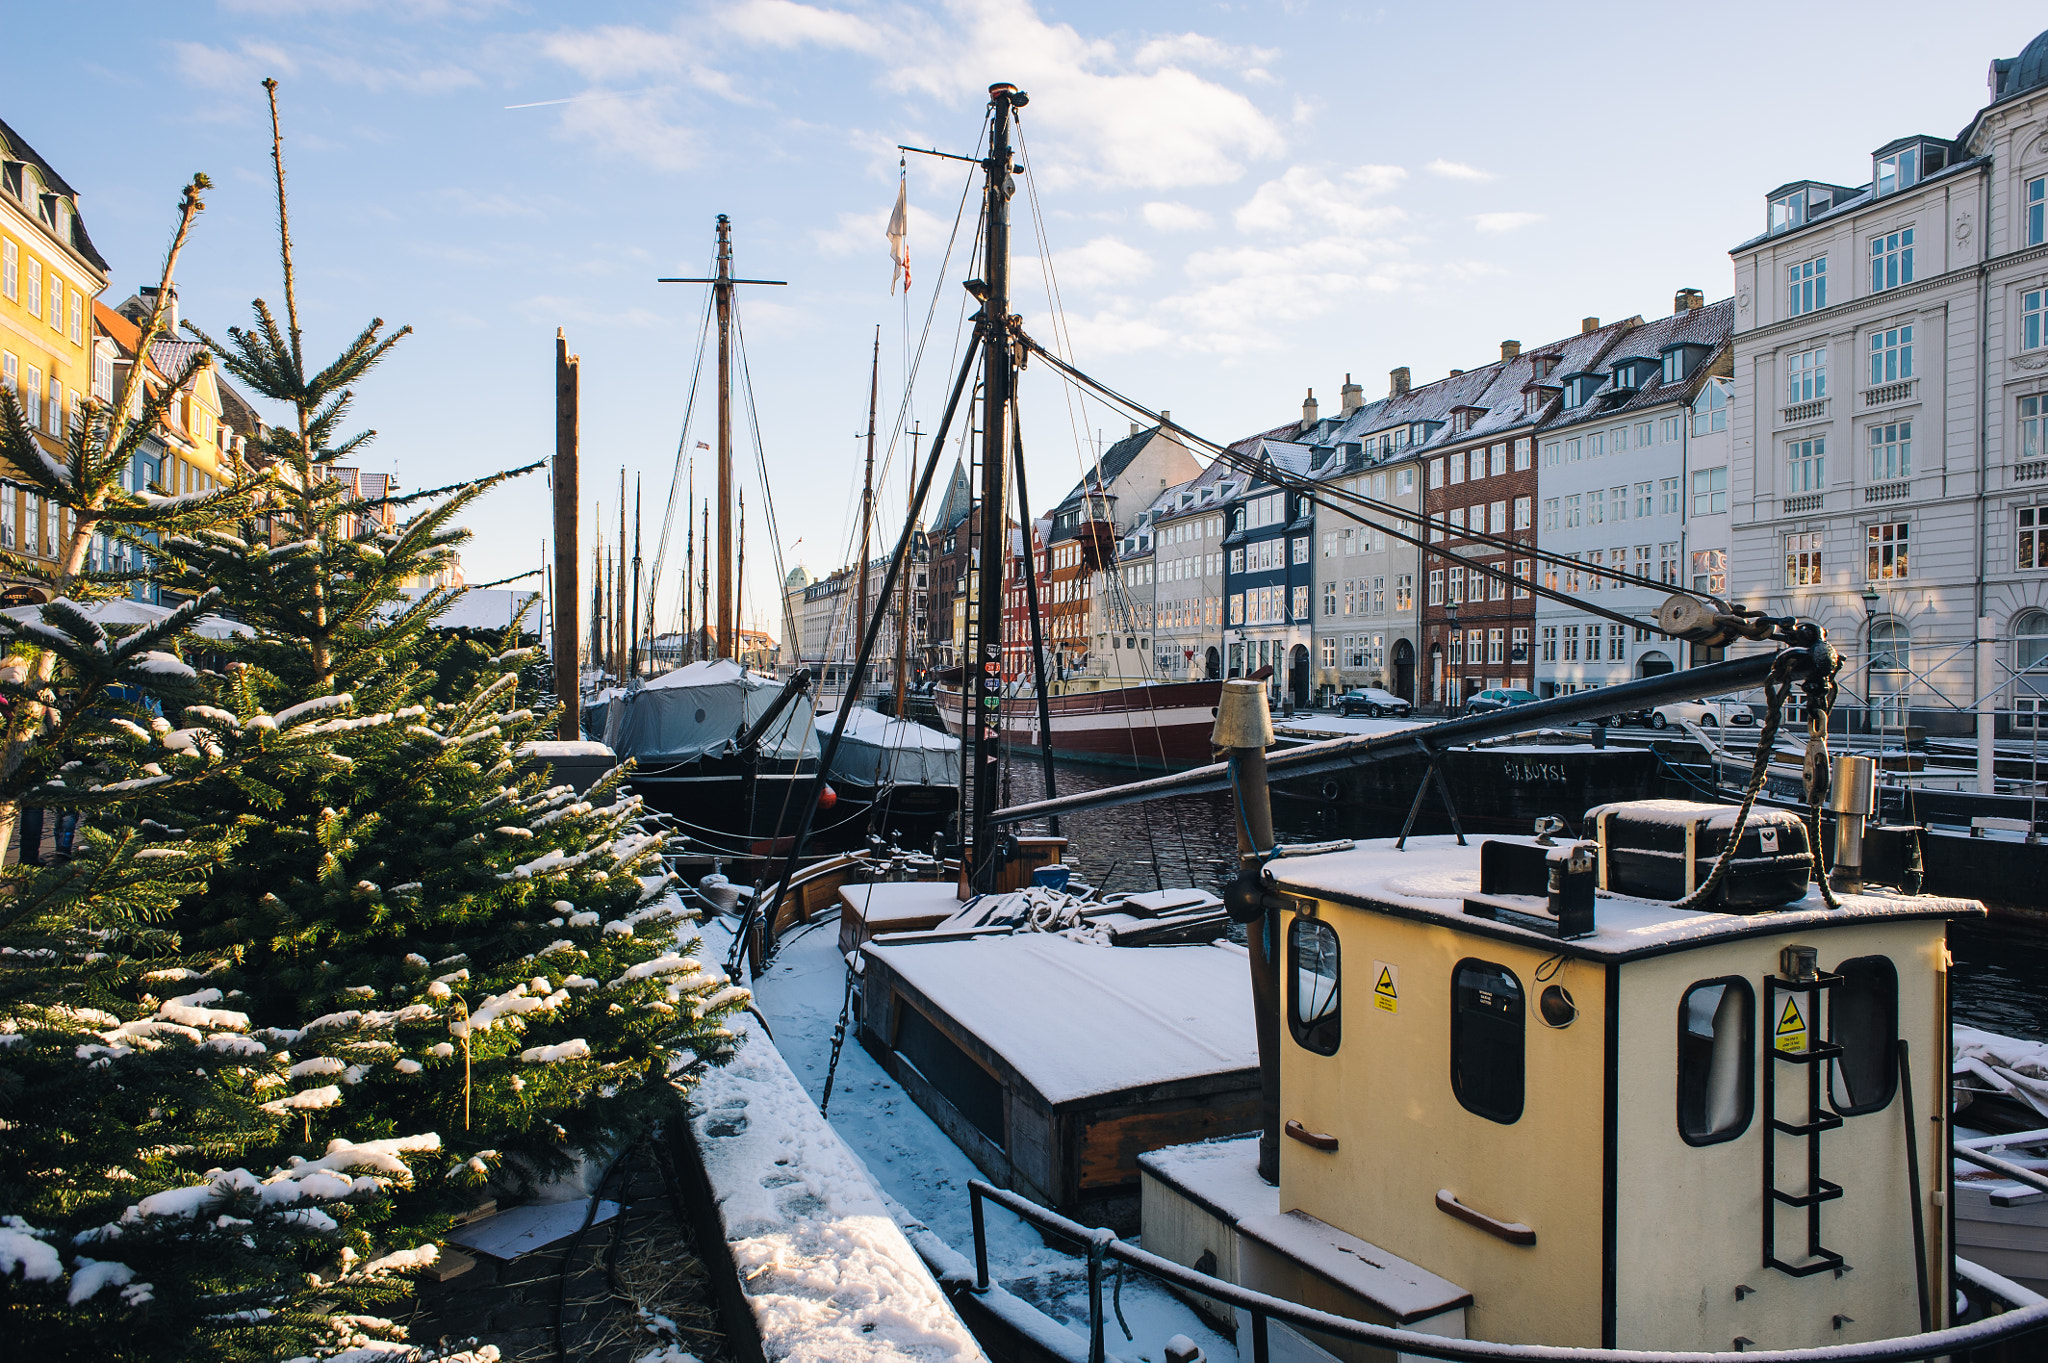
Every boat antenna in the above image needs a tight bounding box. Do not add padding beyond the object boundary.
[857,324,879,706]
[658,216,786,659]
[967,82,1028,892]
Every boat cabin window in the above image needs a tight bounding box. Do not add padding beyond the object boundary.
[1452,959,1524,1124]
[1829,955,1898,1115]
[1288,916,1340,1055]
[1677,977,1754,1145]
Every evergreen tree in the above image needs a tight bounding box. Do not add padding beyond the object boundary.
[0,83,749,1361]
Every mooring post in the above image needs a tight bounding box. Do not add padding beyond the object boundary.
[1215,677,1281,1185]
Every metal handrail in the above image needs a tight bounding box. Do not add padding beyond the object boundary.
[965,1178,2048,1363]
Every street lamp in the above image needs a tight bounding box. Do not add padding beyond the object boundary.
[1444,604,1461,712]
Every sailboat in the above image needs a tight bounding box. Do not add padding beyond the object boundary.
[598,216,824,855]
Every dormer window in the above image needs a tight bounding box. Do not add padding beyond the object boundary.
[1874,138,1950,198]
[1766,181,1855,234]
[1523,389,1546,416]
[1531,354,1560,380]
[1609,359,1655,392]
[1661,342,1711,385]
[1561,373,1601,407]
[1451,405,1484,433]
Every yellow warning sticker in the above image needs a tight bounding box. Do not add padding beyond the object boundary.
[1774,995,1807,1053]
[1372,961,1399,1014]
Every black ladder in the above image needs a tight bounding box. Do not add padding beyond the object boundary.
[1763,960,1847,1277]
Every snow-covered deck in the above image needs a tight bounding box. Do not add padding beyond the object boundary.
[861,934,1257,1106]
[1273,833,1981,961]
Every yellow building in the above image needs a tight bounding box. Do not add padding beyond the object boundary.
[0,117,109,593]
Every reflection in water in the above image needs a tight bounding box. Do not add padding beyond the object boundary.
[994,759,2042,1041]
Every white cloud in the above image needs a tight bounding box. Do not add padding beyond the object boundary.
[881,0,1286,190]
[171,39,298,91]
[1233,165,1406,234]
[553,92,701,172]
[1472,211,1544,233]
[720,0,884,52]
[1033,235,1153,290]
[1427,158,1492,182]
[1030,306,1171,356]
[1132,33,1278,73]
[1142,201,1212,232]
[541,24,694,81]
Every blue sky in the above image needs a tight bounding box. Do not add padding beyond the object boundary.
[11,1,2045,635]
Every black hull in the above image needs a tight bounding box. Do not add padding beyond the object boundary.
[1270,743,1670,840]
[626,755,820,855]
[821,780,958,851]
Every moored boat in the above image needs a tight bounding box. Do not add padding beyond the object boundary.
[936,674,1223,770]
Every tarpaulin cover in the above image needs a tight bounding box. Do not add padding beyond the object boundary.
[603,660,818,765]
[821,706,959,789]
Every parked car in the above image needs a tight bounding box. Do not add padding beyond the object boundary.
[1649,695,1756,729]
[1338,687,1413,718]
[1465,687,1539,715]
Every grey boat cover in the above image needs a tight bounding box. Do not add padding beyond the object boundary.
[821,707,959,789]
[603,660,819,766]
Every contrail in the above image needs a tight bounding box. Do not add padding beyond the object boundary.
[505,89,646,110]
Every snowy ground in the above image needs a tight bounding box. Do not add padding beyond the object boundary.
[701,914,1240,1363]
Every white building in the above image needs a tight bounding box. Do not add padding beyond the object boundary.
[1143,464,1238,682]
[1534,295,1734,694]
[1728,27,2048,737]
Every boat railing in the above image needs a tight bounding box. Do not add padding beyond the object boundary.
[964,1176,2048,1363]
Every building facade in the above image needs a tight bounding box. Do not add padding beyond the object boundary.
[1727,27,2048,736]
[1534,295,1734,694]
[1223,438,1316,706]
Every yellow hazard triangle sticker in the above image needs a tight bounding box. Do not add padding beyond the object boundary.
[1372,962,1398,1014]
[1774,995,1807,1052]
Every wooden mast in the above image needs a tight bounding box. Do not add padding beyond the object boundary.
[616,470,628,680]
[658,218,785,662]
[629,475,643,680]
[682,462,694,663]
[735,487,746,664]
[856,325,879,706]
[969,83,1027,890]
[552,329,580,740]
[699,499,711,663]
[894,422,919,716]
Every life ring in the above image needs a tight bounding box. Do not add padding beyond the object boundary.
[1319,778,1341,802]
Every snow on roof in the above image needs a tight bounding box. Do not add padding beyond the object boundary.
[1543,299,1735,433]
[688,1012,991,1361]
[863,934,1256,1105]
[1138,1135,1276,1226]
[1271,833,1979,961]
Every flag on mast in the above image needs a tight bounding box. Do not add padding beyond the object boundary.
[887,171,911,295]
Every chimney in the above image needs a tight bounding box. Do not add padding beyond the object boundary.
[1160,410,1170,426]
[1449,369,1464,378]
[1340,373,1363,416]
[139,284,179,333]
[1130,421,1142,436]
[1300,388,1318,432]
[1390,367,1411,398]
[1500,339,1521,360]
[1675,287,1705,314]
[1581,316,1600,334]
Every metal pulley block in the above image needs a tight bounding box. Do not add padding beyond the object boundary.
[1654,592,1770,647]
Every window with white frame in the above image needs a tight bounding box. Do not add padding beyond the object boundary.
[1514,495,1530,530]
[1565,493,1581,528]
[1635,544,1652,582]
[2024,289,2046,353]
[23,367,39,429]
[1609,485,1628,521]
[1788,256,1827,315]
[1513,559,1530,598]
[23,258,39,318]
[1514,437,1531,470]
[1787,347,1827,403]
[1660,477,1680,514]
[1292,585,1309,621]
[1869,619,1912,728]
[1448,567,1463,605]
[1612,426,1629,453]
[1785,531,1824,587]
[1869,420,1911,482]
[1396,574,1413,610]
[1609,624,1627,661]
[1660,415,1681,442]
[1429,459,1443,488]
[1567,437,1583,461]
[1397,467,1415,494]
[1490,500,1507,534]
[1867,521,1908,580]
[1428,569,1443,605]
[45,378,58,435]
[2030,177,2046,248]
[1634,482,1654,518]
[1323,580,1337,615]
[1876,147,1919,197]
[1636,421,1653,446]
[1788,435,1826,493]
[1543,441,1560,466]
[1869,325,1913,385]
[1488,629,1504,665]
[2019,505,2048,569]
[1541,626,1558,662]
[1229,593,1244,624]
[1587,548,1604,590]
[1692,379,1730,435]
[2024,395,2047,466]
[2015,610,2048,729]
[1563,625,1579,661]
[1292,536,1308,565]
[0,239,13,301]
[1691,549,1727,594]
[1488,561,1506,600]
[1543,497,1559,530]
[46,275,59,332]
[1511,626,1529,663]
[1588,431,1606,459]
[1449,451,1465,484]
[1870,227,1914,292]
[1466,630,1483,665]
[1490,445,1507,476]
[1588,488,1604,526]
[1372,576,1385,613]
[1692,466,1728,515]
[1659,542,1679,584]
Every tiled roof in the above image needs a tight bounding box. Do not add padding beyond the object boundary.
[1542,299,1734,432]
[1051,423,1168,513]
[0,116,109,273]
[930,457,974,532]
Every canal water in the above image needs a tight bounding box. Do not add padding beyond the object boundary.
[994,755,2046,1043]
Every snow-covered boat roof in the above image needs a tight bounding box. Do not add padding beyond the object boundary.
[1271,834,1981,963]
[862,934,1256,1105]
